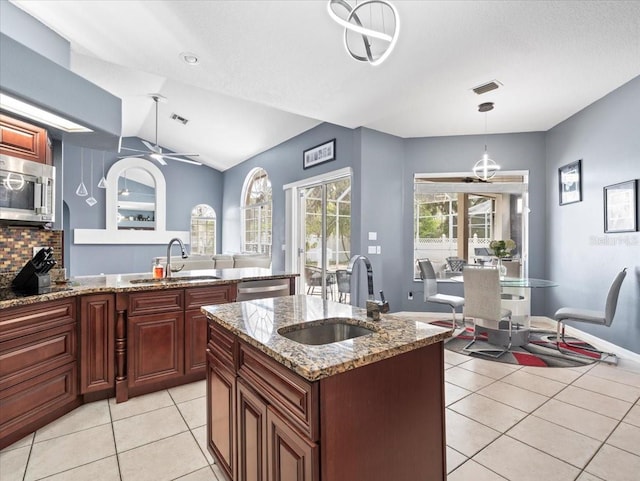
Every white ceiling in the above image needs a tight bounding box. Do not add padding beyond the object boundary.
[11,0,640,171]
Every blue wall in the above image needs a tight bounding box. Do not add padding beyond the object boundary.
[64,138,224,276]
[545,76,640,353]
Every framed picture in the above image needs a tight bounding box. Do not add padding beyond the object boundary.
[604,179,638,233]
[303,139,336,169]
[558,160,582,205]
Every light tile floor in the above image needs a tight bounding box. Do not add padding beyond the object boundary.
[1,318,639,481]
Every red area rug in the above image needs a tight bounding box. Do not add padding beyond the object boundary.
[432,321,600,367]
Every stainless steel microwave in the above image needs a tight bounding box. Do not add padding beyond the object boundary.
[0,154,55,224]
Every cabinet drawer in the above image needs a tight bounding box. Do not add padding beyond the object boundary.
[128,289,183,316]
[0,322,76,390]
[185,285,235,309]
[0,298,75,341]
[238,341,319,442]
[0,362,78,439]
[208,321,235,370]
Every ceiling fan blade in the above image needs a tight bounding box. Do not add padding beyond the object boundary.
[120,147,149,153]
[162,155,202,166]
[150,155,168,166]
[167,152,200,157]
[118,154,145,159]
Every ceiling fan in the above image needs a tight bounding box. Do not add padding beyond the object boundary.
[120,94,202,166]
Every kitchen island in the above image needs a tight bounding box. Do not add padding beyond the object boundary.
[0,268,296,449]
[202,295,451,481]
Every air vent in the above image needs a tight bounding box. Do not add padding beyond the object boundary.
[472,80,502,95]
[170,113,189,125]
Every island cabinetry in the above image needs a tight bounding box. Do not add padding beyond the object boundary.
[126,289,185,396]
[0,298,79,449]
[207,321,237,481]
[79,294,115,396]
[0,113,52,164]
[185,285,236,376]
[206,319,446,481]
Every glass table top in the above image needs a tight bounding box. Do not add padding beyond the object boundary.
[450,276,558,288]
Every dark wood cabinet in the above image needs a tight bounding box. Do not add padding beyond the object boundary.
[208,351,236,481]
[267,407,318,481]
[237,379,268,481]
[0,299,79,449]
[206,323,445,481]
[0,113,52,164]
[79,294,115,394]
[128,310,185,392]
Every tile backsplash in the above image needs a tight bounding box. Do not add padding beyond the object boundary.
[0,226,64,286]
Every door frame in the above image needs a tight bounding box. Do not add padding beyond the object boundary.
[284,167,352,294]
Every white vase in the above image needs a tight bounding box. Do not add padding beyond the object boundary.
[497,258,507,278]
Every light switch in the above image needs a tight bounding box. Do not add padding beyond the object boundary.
[368,245,376,254]
[368,232,377,241]
[376,246,381,254]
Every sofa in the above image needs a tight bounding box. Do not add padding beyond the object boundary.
[152,253,271,272]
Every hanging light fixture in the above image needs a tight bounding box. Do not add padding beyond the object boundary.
[472,102,500,181]
[119,171,130,197]
[327,0,400,66]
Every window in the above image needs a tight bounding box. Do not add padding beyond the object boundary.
[413,173,528,279]
[242,168,272,255]
[191,204,216,255]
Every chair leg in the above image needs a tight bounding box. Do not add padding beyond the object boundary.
[463,317,508,358]
[555,321,618,365]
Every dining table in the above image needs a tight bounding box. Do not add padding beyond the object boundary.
[451,275,558,347]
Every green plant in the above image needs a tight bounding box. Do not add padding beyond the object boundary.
[489,239,516,258]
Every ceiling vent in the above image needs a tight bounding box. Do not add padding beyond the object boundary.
[170,113,189,125]
[472,80,502,95]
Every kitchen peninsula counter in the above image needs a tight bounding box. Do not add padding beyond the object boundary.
[202,295,451,481]
[0,268,296,309]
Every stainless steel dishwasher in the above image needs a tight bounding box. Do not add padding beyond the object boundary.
[235,278,291,301]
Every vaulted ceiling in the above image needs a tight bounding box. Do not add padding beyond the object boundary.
[11,0,640,170]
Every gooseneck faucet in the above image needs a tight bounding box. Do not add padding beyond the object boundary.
[165,238,188,278]
[346,254,389,320]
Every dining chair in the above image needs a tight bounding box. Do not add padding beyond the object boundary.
[554,267,627,364]
[417,259,465,331]
[462,266,513,358]
[305,266,336,299]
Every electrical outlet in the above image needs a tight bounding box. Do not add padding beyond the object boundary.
[408,291,413,300]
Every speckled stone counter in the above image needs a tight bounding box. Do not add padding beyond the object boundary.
[0,268,296,309]
[202,294,451,381]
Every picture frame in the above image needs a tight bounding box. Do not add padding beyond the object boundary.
[558,160,582,205]
[604,179,638,233]
[303,139,336,169]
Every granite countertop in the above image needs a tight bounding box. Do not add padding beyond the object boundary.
[0,268,297,309]
[202,295,451,382]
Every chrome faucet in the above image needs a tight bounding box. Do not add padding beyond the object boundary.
[346,254,389,320]
[165,238,188,278]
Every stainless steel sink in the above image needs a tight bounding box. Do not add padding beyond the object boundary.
[278,318,376,345]
[129,275,220,284]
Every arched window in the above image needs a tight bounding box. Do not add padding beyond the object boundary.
[191,204,216,255]
[242,168,272,255]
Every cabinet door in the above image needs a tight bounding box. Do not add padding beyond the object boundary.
[267,407,318,481]
[207,351,235,481]
[0,114,50,164]
[79,294,115,394]
[237,379,268,481]
[185,310,208,376]
[128,312,184,390]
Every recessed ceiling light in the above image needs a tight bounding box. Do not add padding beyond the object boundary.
[180,52,200,65]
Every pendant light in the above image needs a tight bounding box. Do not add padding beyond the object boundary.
[472,102,500,181]
[86,151,97,206]
[327,0,400,66]
[97,151,107,188]
[75,148,88,196]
